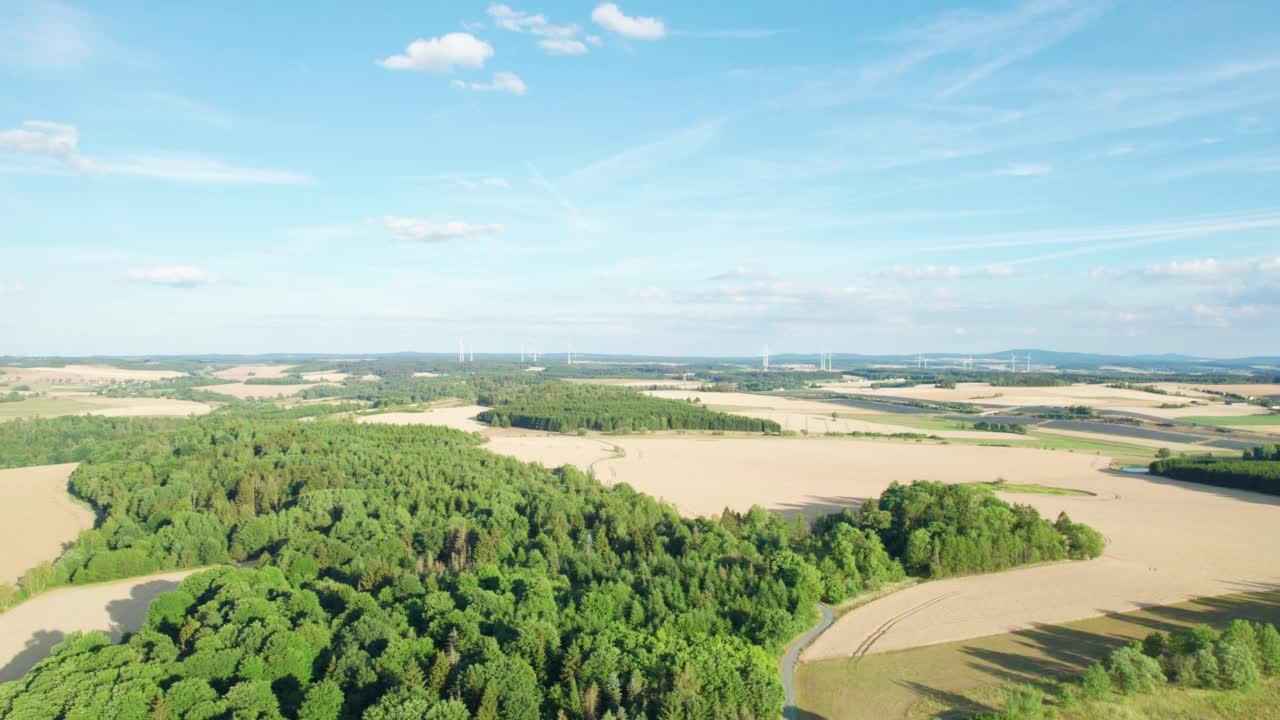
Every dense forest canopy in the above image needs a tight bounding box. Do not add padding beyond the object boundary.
[1150,445,1280,496]
[475,384,781,433]
[0,416,1102,718]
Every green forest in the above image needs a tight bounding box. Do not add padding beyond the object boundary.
[475,383,781,433]
[0,415,1102,718]
[1150,445,1280,496]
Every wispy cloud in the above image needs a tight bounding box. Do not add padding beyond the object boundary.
[128,266,224,288]
[0,1,96,71]
[565,119,724,189]
[993,162,1052,177]
[709,267,780,282]
[0,121,309,184]
[383,217,505,242]
[452,71,527,95]
[873,264,1019,282]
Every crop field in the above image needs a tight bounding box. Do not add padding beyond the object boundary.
[0,395,211,422]
[0,568,206,683]
[0,464,92,584]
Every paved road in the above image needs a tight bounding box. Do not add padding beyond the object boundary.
[780,603,835,720]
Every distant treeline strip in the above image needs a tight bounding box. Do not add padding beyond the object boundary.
[1150,445,1280,496]
[477,383,781,433]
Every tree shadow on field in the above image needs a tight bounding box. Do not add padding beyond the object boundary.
[0,629,66,683]
[896,680,994,719]
[104,578,185,640]
[772,495,867,520]
[792,710,831,720]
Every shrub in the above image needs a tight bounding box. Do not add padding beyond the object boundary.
[1081,663,1111,700]
[1141,631,1166,661]
[1257,622,1280,676]
[1216,638,1261,690]
[1106,645,1165,694]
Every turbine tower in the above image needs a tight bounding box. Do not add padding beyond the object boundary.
[763,345,769,372]
[458,337,464,363]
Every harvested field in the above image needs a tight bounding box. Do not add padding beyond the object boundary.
[797,589,1280,720]
[301,371,350,382]
[0,365,185,387]
[1187,383,1280,397]
[801,466,1280,662]
[0,569,206,683]
[570,378,702,389]
[593,436,1107,518]
[642,390,1007,439]
[1109,401,1270,419]
[0,464,92,584]
[357,406,617,469]
[212,364,295,381]
[357,406,489,433]
[411,371,442,378]
[0,395,211,421]
[824,382,1220,410]
[1031,427,1222,456]
[193,382,318,399]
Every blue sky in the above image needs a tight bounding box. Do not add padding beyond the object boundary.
[1,0,1278,357]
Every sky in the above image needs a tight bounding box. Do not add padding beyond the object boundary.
[1,0,1278,358]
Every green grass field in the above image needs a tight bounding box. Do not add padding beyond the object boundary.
[841,412,976,432]
[958,678,1280,720]
[0,396,101,421]
[795,589,1280,720]
[1183,414,1280,427]
[964,480,1094,496]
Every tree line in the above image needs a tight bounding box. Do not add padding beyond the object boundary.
[0,417,1102,718]
[1150,445,1280,496]
[475,384,782,433]
[977,617,1280,720]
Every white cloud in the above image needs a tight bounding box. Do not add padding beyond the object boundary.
[0,120,97,172]
[456,71,528,95]
[592,3,665,40]
[1108,144,1135,156]
[875,264,1019,281]
[0,281,25,296]
[993,162,1052,177]
[128,266,223,288]
[540,38,588,55]
[1143,256,1280,281]
[0,121,308,184]
[586,35,603,47]
[378,33,493,72]
[383,217,505,242]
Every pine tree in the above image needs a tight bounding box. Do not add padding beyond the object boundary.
[475,686,500,720]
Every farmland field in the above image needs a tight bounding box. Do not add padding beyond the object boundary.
[0,464,92,584]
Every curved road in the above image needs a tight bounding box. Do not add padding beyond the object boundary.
[780,603,835,720]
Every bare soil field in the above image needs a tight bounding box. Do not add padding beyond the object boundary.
[357,405,490,433]
[194,381,318,399]
[802,466,1280,662]
[211,364,295,381]
[0,569,205,683]
[411,371,442,378]
[0,464,93,584]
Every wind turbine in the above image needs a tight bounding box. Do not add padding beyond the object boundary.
[763,345,769,372]
[458,337,464,363]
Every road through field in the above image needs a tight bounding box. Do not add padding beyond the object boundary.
[781,605,834,720]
